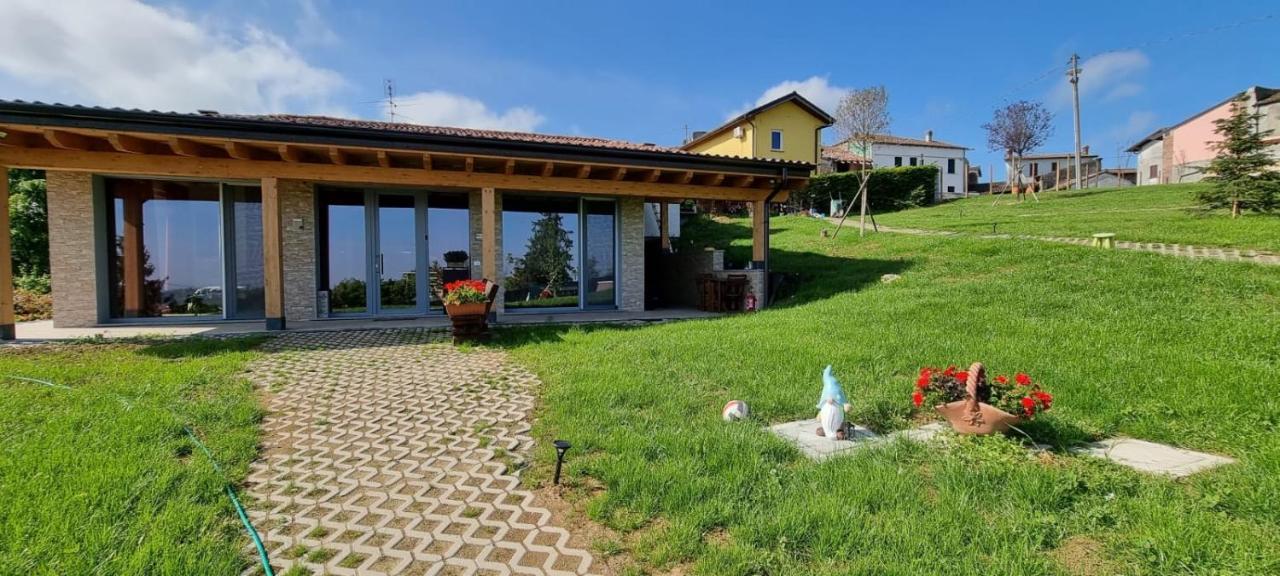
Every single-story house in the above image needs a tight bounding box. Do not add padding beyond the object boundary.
[824,132,970,201]
[1005,148,1102,188]
[0,101,814,338]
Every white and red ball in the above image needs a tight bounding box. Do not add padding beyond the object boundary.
[722,400,750,422]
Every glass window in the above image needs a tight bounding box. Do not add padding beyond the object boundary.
[909,157,917,166]
[106,179,223,319]
[770,130,783,151]
[227,185,265,319]
[894,156,902,167]
[947,159,956,174]
[583,200,616,308]
[318,189,368,314]
[502,195,579,310]
[377,194,417,313]
[428,192,471,309]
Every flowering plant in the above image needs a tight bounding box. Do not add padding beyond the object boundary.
[442,280,490,306]
[912,365,1053,419]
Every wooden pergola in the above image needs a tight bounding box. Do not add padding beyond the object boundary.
[0,102,811,336]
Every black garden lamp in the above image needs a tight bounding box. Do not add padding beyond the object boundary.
[552,440,572,486]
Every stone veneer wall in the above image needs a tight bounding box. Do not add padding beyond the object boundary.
[469,190,504,311]
[279,180,316,322]
[618,197,645,312]
[46,171,98,327]
[664,247,765,309]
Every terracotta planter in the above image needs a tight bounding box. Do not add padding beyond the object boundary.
[444,302,486,318]
[934,361,1023,435]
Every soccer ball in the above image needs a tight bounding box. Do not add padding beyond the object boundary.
[722,400,750,422]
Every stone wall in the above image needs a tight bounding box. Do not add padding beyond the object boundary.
[279,180,316,322]
[46,171,98,327]
[618,197,645,312]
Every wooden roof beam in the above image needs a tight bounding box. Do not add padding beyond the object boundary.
[464,157,474,172]
[167,137,206,157]
[277,144,301,163]
[43,130,92,151]
[422,153,433,170]
[541,161,554,177]
[377,150,391,168]
[646,169,662,183]
[328,147,347,165]
[225,142,259,161]
[709,173,725,186]
[612,167,627,181]
[680,171,694,184]
[576,165,591,179]
[0,131,29,148]
[504,159,516,175]
[106,133,156,155]
[735,175,755,188]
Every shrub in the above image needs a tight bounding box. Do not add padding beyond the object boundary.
[15,288,52,321]
[15,273,50,294]
[794,165,939,214]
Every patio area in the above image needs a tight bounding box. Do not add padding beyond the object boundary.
[9,308,720,342]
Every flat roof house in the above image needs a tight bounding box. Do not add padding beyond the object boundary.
[0,101,813,338]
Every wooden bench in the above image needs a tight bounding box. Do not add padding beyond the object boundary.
[1091,233,1116,249]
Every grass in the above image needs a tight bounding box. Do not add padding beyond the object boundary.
[0,337,267,574]
[873,183,1280,251]
[501,215,1280,575]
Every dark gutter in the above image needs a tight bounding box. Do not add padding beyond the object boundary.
[0,101,814,178]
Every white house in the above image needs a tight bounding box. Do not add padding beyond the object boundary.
[824,131,970,200]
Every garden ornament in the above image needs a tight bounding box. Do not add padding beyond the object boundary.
[722,400,749,422]
[815,365,852,439]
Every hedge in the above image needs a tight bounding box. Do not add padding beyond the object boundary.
[792,165,939,213]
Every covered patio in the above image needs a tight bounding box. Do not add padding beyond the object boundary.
[0,101,812,338]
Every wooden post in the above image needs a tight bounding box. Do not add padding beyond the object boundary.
[0,168,13,339]
[658,201,671,251]
[122,189,145,317]
[751,199,767,265]
[481,187,496,280]
[262,177,285,330]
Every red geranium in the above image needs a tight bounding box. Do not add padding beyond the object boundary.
[955,371,969,383]
[912,391,924,407]
[995,375,1008,385]
[442,280,490,305]
[912,365,1054,421]
[1015,373,1031,386]
[1021,396,1035,416]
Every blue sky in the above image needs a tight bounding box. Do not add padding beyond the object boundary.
[1,0,1277,177]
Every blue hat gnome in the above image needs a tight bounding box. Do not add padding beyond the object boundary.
[816,365,852,439]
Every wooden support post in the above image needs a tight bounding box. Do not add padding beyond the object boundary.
[121,190,145,317]
[481,187,497,281]
[752,199,767,264]
[0,168,13,339]
[262,177,285,330]
[658,201,671,251]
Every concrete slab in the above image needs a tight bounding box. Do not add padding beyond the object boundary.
[1071,438,1236,478]
[770,419,948,461]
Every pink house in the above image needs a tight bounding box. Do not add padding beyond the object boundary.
[1129,85,1280,185]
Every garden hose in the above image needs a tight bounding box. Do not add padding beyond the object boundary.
[4,375,275,576]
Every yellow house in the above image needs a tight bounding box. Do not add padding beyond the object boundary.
[682,92,834,164]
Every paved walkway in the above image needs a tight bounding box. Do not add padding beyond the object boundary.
[877,226,1280,265]
[242,329,598,576]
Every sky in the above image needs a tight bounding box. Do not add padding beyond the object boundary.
[1,0,1278,179]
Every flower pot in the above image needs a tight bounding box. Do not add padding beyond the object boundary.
[935,400,1022,435]
[444,302,486,318]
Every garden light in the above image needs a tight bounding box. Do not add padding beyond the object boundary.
[552,439,571,486]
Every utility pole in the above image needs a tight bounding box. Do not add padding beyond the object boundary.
[1068,54,1083,190]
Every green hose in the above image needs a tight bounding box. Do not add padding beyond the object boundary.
[6,375,275,576]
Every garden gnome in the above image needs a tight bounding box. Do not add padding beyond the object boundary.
[815,365,853,439]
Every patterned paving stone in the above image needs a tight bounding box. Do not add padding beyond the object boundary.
[240,329,598,576]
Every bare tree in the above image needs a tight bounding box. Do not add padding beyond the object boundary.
[831,86,890,238]
[983,100,1053,203]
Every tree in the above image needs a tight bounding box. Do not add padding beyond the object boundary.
[983,101,1053,202]
[831,86,890,238]
[507,212,575,299]
[1198,93,1279,217]
[7,169,49,283]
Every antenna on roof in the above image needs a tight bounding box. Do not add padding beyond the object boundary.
[385,79,397,123]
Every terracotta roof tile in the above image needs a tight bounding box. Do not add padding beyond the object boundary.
[820,145,870,164]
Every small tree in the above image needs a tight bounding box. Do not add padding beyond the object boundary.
[507,212,575,299]
[1199,93,1279,217]
[832,86,890,238]
[983,101,1053,202]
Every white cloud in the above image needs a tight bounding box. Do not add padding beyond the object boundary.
[730,76,848,120]
[1049,50,1150,109]
[391,91,545,132]
[0,0,344,114]
[293,0,339,47]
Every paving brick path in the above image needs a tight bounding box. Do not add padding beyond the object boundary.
[876,226,1280,265]
[242,329,598,576]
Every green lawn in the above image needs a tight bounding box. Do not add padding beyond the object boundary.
[502,215,1280,575]
[0,338,266,575]
[874,183,1280,252]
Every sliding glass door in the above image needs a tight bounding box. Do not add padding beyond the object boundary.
[502,195,616,312]
[104,178,263,321]
[317,187,469,317]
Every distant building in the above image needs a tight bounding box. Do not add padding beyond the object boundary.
[824,131,970,201]
[1128,85,1280,185]
[1005,148,1102,188]
[1083,168,1137,188]
[682,91,834,165]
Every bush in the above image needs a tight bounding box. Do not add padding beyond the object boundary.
[15,273,50,294]
[793,165,939,214]
[15,288,51,322]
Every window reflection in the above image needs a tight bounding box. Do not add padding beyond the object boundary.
[502,195,580,310]
[318,190,368,314]
[428,192,471,309]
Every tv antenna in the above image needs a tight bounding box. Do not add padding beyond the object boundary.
[385,79,397,122]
